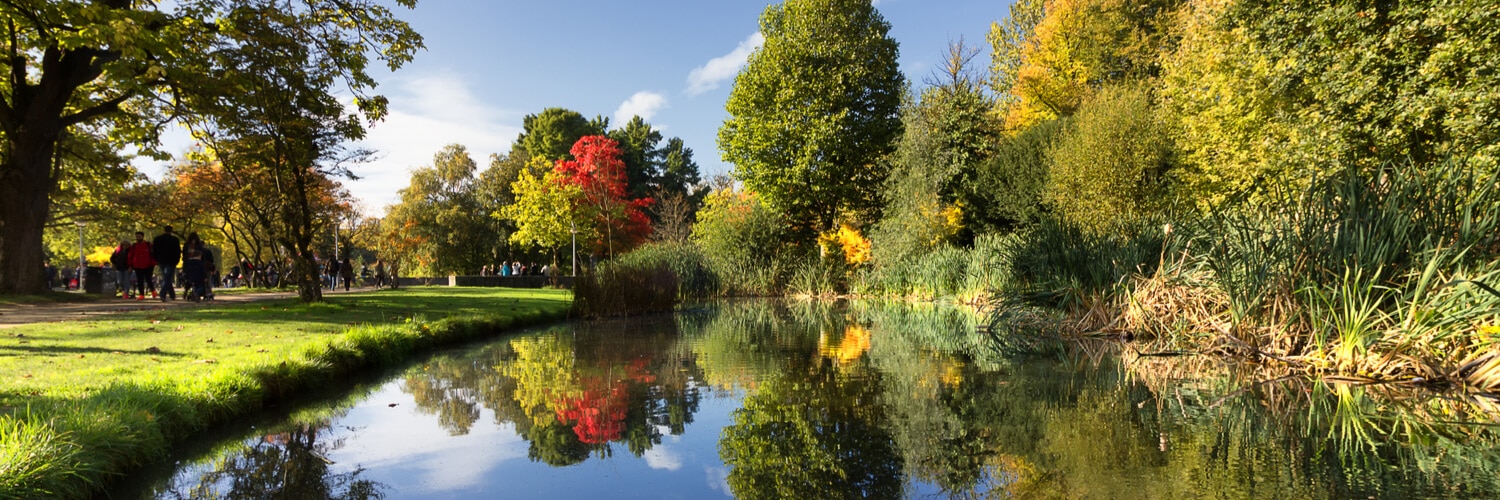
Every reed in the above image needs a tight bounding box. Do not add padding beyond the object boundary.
[571,258,680,318]
[982,158,1500,386]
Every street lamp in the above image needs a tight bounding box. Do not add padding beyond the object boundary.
[569,221,577,277]
[75,221,86,270]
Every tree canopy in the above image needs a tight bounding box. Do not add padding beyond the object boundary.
[0,0,422,294]
[719,0,906,237]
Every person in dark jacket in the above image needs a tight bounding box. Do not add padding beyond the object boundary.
[127,231,155,300]
[151,225,181,301]
[110,239,132,298]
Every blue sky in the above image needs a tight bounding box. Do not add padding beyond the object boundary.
[147,0,1008,213]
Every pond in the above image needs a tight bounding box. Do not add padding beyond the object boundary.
[120,300,1500,499]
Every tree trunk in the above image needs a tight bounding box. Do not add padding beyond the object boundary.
[0,133,62,294]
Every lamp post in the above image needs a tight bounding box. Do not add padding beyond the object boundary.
[569,221,577,277]
[75,221,86,270]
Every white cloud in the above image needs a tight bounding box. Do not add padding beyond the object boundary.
[643,446,683,471]
[614,91,669,125]
[351,72,521,212]
[686,32,765,96]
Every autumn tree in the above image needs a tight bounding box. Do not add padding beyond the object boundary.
[176,0,405,302]
[382,144,503,275]
[0,0,420,294]
[554,136,654,258]
[719,0,905,238]
[499,157,582,259]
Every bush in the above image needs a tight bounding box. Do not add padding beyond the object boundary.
[613,242,719,299]
[1047,84,1174,232]
[691,186,797,295]
[572,258,679,318]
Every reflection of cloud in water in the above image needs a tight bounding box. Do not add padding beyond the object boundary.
[705,465,731,496]
[644,445,683,471]
[326,385,529,494]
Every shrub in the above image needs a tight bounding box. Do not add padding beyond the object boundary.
[1046,84,1174,233]
[691,186,796,295]
[572,258,679,318]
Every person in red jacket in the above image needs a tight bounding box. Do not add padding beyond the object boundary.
[127,231,155,300]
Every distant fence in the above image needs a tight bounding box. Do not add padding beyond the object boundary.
[394,275,575,289]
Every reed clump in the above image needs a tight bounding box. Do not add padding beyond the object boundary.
[985,159,1500,389]
[572,259,679,318]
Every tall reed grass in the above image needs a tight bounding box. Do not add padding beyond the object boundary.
[985,159,1500,387]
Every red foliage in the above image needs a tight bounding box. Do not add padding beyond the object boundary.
[550,358,660,445]
[552,136,654,255]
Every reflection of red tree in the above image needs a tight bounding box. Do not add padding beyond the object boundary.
[552,358,658,444]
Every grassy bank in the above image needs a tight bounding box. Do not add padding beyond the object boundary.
[0,287,572,498]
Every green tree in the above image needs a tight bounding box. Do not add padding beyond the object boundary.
[657,137,703,201]
[0,0,420,294]
[1201,0,1500,181]
[382,144,501,275]
[718,0,905,237]
[1046,84,1173,232]
[179,0,401,301]
[515,108,607,161]
[607,116,663,199]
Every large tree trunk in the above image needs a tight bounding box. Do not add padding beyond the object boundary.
[0,133,62,294]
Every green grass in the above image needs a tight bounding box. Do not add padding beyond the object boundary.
[0,286,572,498]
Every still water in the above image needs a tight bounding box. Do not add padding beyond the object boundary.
[127,300,1500,499]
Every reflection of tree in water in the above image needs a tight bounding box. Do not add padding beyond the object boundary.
[719,355,902,499]
[397,320,706,467]
[157,422,386,499]
[689,303,902,499]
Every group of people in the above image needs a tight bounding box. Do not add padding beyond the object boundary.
[313,256,389,290]
[108,225,216,302]
[479,261,554,277]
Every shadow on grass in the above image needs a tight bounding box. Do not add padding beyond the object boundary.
[0,344,188,358]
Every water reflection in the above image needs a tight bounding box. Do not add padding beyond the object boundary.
[156,420,386,499]
[142,300,1500,499]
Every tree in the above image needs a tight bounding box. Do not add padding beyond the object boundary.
[383,144,501,275]
[0,0,420,294]
[1046,84,1172,232]
[656,137,703,202]
[718,0,905,237]
[515,108,607,161]
[500,157,582,255]
[177,0,404,302]
[994,0,1182,131]
[554,136,654,258]
[606,116,663,199]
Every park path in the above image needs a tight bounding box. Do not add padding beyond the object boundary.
[0,287,375,328]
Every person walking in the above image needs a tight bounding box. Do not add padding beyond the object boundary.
[110,239,132,298]
[127,231,155,300]
[373,259,386,289]
[339,256,354,291]
[151,226,181,301]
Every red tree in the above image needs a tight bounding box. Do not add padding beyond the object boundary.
[553,136,653,257]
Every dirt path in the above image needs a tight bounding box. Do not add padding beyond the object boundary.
[0,287,375,328]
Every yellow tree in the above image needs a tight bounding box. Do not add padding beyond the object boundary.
[498,158,585,259]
